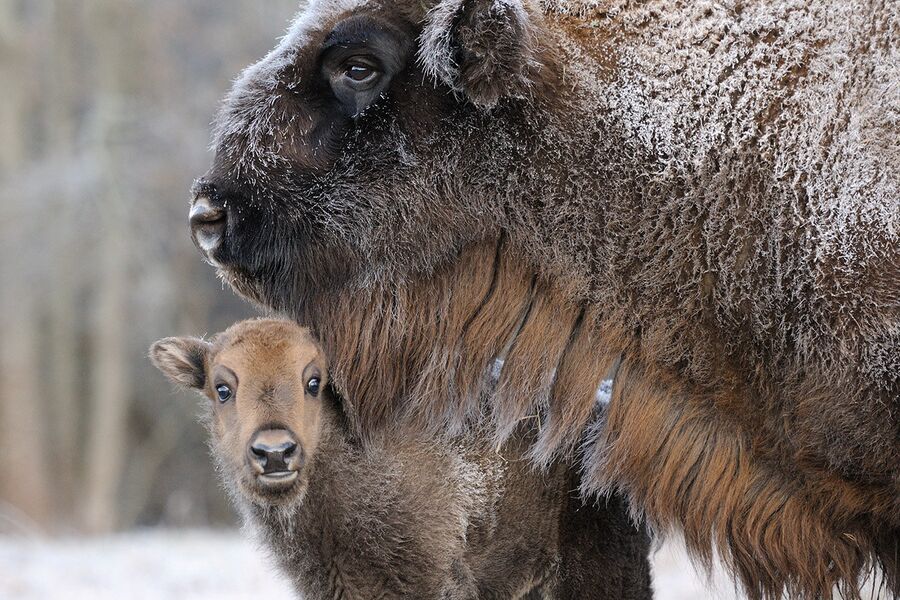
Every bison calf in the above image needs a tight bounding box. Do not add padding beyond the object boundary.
[150,319,652,599]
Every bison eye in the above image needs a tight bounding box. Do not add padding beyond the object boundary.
[215,384,233,403]
[324,53,389,116]
[340,56,381,87]
[344,61,378,83]
[320,16,410,117]
[306,377,320,397]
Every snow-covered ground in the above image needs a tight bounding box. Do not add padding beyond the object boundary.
[0,529,891,599]
[0,529,744,599]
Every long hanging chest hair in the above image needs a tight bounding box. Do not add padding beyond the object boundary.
[291,236,619,458]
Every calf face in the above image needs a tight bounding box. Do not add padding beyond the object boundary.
[150,320,328,506]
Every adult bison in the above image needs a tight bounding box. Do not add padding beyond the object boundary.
[188,0,899,598]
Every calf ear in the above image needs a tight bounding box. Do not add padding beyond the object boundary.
[420,0,543,108]
[149,337,210,390]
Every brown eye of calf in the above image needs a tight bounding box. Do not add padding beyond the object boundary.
[307,377,320,397]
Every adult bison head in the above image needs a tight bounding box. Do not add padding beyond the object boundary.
[191,0,549,312]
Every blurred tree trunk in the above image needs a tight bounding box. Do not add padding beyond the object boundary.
[0,3,52,528]
[0,292,51,529]
[80,0,137,534]
[0,5,28,172]
[46,0,83,522]
[81,164,129,533]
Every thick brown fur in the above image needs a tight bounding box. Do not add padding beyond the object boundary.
[150,319,653,600]
[191,0,900,598]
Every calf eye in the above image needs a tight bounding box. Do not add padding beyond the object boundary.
[216,384,233,403]
[306,377,320,397]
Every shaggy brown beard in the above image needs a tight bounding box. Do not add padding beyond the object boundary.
[294,236,612,452]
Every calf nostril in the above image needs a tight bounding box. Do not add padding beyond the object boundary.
[250,444,268,460]
[283,442,297,459]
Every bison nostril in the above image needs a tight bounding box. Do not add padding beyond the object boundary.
[189,198,225,224]
[189,195,227,254]
[250,445,268,460]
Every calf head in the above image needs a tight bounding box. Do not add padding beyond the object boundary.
[150,320,328,506]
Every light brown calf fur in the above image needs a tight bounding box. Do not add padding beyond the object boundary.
[150,319,653,599]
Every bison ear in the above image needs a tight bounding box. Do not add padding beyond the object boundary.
[149,337,210,391]
[419,0,544,108]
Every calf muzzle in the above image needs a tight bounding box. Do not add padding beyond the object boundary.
[248,428,301,485]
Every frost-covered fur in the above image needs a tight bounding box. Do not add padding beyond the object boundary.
[195,1,899,598]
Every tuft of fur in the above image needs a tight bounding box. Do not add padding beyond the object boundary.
[420,0,547,107]
[199,0,900,598]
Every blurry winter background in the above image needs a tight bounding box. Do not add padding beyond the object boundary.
[0,2,884,599]
[0,0,297,535]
